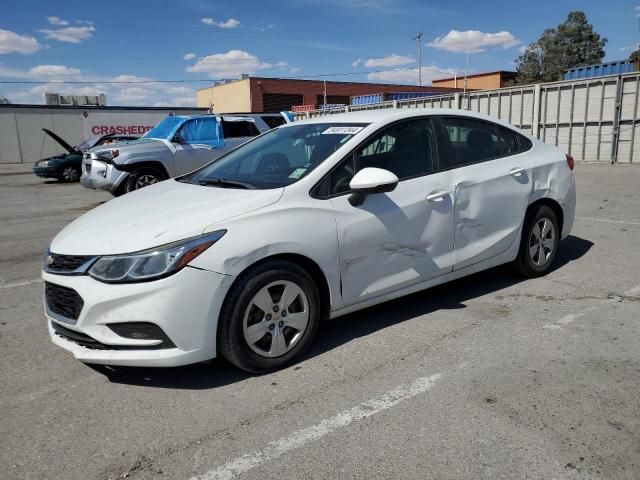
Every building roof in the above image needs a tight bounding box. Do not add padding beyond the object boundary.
[432,70,517,83]
[198,76,458,92]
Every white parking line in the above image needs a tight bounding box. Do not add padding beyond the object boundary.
[576,216,640,226]
[0,278,42,290]
[544,284,640,330]
[190,373,443,480]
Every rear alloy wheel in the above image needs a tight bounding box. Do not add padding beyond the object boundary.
[513,205,560,277]
[59,165,80,183]
[218,260,321,373]
[123,167,166,193]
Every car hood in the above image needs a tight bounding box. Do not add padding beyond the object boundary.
[87,138,167,160]
[50,180,284,255]
[43,128,76,154]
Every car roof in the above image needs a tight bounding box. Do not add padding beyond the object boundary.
[291,108,530,134]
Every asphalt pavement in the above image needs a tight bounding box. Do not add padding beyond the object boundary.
[1,164,639,480]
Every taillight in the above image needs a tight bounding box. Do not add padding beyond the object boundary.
[565,154,574,171]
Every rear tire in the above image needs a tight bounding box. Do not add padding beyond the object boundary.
[513,205,560,278]
[123,166,167,194]
[217,260,321,374]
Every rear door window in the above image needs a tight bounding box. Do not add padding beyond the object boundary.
[221,119,261,138]
[261,115,287,129]
[438,116,523,168]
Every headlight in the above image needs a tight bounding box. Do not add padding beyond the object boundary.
[92,149,119,162]
[88,231,226,283]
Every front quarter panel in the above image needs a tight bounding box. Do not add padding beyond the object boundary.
[189,194,343,310]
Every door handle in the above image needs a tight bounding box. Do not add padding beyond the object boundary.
[509,167,526,177]
[426,191,449,202]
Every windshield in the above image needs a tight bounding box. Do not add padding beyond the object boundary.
[187,123,368,189]
[143,116,185,140]
[76,137,99,151]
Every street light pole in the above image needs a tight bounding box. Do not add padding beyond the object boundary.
[413,32,424,86]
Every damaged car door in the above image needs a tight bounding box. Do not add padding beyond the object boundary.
[329,118,455,305]
[172,116,224,175]
[436,116,532,270]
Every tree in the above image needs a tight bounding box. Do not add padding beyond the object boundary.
[631,47,640,65]
[515,11,607,84]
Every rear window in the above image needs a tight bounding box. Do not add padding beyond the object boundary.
[222,120,261,138]
[261,115,287,129]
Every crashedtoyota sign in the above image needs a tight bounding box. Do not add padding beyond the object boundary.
[81,111,169,138]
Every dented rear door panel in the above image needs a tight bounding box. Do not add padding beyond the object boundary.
[450,153,532,270]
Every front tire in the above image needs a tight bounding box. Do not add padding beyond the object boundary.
[123,166,167,194]
[58,165,81,183]
[513,205,560,277]
[218,260,321,374]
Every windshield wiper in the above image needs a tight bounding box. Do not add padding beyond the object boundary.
[198,178,256,189]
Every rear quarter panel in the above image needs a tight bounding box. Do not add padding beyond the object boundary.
[526,139,576,237]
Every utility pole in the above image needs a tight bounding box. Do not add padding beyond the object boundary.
[323,80,327,106]
[413,32,423,86]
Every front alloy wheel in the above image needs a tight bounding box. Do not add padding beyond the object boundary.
[123,166,167,194]
[243,280,310,358]
[218,260,321,373]
[60,165,80,182]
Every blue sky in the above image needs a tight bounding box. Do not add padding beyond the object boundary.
[1,0,638,106]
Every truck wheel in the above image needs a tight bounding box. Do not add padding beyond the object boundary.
[123,167,167,194]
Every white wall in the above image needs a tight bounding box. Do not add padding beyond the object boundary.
[0,106,206,164]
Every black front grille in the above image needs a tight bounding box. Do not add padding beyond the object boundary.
[46,253,94,273]
[51,321,175,350]
[51,321,110,350]
[45,282,84,321]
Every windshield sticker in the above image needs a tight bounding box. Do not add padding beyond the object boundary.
[289,168,307,179]
[321,126,364,135]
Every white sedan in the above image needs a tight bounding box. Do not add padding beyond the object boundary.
[43,109,576,373]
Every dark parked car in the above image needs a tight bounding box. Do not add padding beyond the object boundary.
[33,129,138,183]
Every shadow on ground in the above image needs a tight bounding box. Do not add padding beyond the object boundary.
[89,235,593,389]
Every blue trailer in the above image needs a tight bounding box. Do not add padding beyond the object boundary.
[350,91,443,106]
[563,60,635,80]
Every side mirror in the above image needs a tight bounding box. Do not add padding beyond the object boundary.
[172,133,184,144]
[348,167,399,206]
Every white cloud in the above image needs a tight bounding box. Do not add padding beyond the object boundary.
[115,87,151,102]
[28,64,81,76]
[620,44,639,52]
[636,5,640,17]
[186,49,272,78]
[40,23,95,43]
[46,16,69,26]
[427,30,520,53]
[367,65,459,85]
[360,54,415,68]
[0,29,41,54]
[183,52,196,60]
[352,58,363,68]
[273,61,300,73]
[201,18,240,28]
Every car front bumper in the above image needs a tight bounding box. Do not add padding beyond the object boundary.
[33,165,61,178]
[43,266,234,367]
[80,160,128,193]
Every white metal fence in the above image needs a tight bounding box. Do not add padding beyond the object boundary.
[297,72,640,163]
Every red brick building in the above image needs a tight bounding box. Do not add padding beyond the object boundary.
[197,77,459,113]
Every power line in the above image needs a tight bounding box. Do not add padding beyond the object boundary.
[0,67,463,85]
